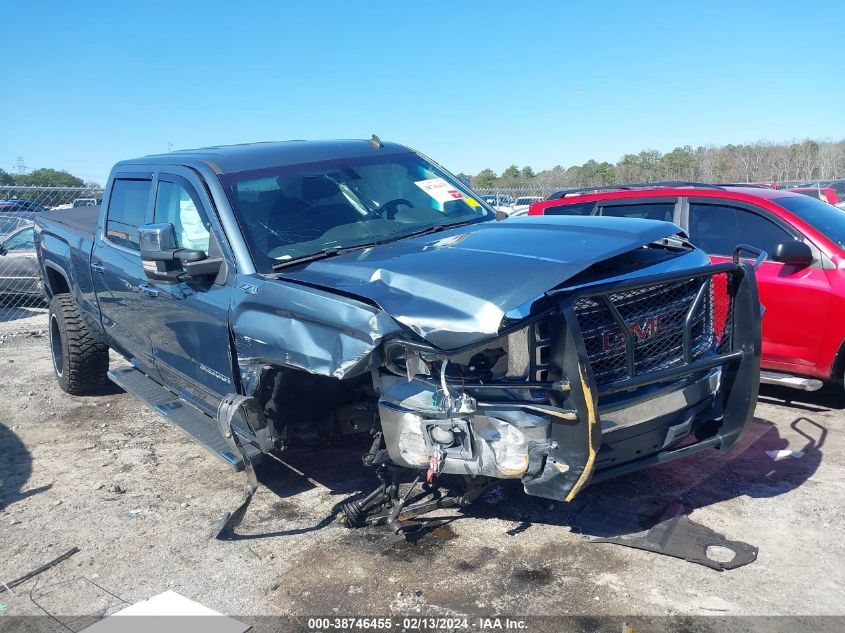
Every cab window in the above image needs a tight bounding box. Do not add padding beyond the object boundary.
[153,180,211,253]
[106,179,152,250]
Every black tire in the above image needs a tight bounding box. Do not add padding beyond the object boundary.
[48,293,109,394]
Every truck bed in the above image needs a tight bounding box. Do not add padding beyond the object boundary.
[42,207,99,237]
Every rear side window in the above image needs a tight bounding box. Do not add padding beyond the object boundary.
[599,202,675,222]
[545,201,597,216]
[106,179,151,250]
[688,203,796,259]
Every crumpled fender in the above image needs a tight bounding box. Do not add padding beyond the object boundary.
[230,277,402,395]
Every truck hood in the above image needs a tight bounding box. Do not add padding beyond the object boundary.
[277,215,686,349]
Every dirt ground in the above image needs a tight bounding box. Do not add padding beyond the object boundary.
[1,306,844,629]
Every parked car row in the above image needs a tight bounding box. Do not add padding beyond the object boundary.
[529,182,845,391]
[479,194,544,216]
[0,197,102,213]
[0,199,52,213]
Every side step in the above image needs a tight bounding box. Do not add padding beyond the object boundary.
[108,366,244,470]
[760,371,823,392]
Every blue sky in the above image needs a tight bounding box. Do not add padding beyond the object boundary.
[2,0,843,184]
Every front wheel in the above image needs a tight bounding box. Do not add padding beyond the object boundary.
[48,293,109,394]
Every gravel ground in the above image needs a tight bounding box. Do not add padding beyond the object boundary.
[1,308,843,628]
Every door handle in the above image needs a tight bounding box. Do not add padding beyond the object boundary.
[139,283,158,298]
[90,261,105,273]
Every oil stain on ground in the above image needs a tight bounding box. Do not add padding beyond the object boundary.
[269,522,629,615]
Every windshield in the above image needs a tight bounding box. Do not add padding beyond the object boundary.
[1,217,25,236]
[219,151,493,271]
[775,195,845,250]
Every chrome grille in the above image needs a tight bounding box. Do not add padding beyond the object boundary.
[573,274,735,386]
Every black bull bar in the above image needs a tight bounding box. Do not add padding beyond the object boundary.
[524,246,763,501]
[383,246,763,502]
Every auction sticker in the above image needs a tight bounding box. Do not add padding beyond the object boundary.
[414,177,464,203]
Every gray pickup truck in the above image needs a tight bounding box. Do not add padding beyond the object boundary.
[35,139,762,533]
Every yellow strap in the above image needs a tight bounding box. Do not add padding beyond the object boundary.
[565,364,597,502]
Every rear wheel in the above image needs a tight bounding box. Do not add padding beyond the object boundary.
[48,293,109,394]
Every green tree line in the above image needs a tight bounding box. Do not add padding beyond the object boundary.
[0,168,89,187]
[472,138,845,189]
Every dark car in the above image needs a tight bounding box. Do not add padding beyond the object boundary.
[35,140,762,534]
[0,222,40,299]
[0,199,51,213]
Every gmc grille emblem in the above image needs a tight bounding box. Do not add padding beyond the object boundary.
[602,316,663,351]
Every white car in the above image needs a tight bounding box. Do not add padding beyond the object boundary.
[508,196,544,216]
[480,194,514,213]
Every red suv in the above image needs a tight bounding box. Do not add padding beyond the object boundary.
[788,187,844,208]
[529,183,845,390]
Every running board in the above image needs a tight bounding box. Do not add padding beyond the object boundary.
[108,366,244,470]
[760,371,823,392]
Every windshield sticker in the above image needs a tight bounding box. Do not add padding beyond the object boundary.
[464,196,480,208]
[414,178,464,204]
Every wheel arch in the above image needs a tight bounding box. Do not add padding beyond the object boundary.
[43,262,71,299]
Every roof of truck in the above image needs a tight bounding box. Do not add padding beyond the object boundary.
[122,139,409,175]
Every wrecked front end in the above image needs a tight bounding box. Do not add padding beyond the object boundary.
[375,254,762,503]
[220,228,762,536]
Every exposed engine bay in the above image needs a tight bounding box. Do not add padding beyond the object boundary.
[215,238,761,536]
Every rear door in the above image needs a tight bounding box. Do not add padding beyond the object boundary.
[686,198,831,371]
[91,176,159,377]
[145,170,236,412]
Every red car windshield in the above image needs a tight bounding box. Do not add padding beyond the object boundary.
[775,195,845,250]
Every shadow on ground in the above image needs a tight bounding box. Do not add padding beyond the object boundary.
[0,422,51,511]
[758,383,845,412]
[226,403,826,547]
[214,398,831,614]
[220,436,376,540]
[0,303,47,323]
[469,414,825,539]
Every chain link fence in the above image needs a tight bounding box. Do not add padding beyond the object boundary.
[474,186,560,216]
[0,185,103,323]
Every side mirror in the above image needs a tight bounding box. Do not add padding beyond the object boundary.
[139,223,221,282]
[772,241,813,266]
[495,210,509,220]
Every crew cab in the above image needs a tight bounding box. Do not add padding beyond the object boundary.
[35,142,762,530]
[530,182,845,390]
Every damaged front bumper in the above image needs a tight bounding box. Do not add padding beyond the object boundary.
[377,254,762,503]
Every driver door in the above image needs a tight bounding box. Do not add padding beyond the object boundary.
[144,170,236,414]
